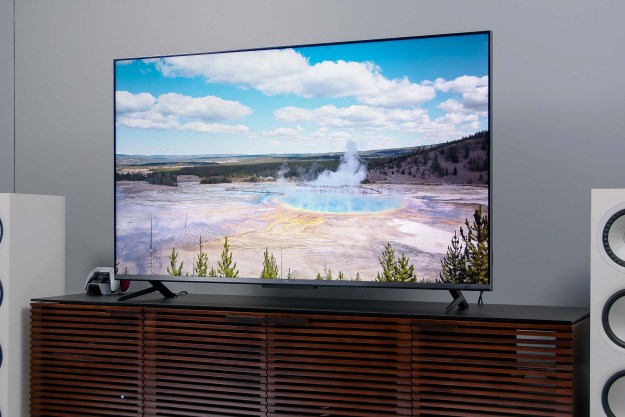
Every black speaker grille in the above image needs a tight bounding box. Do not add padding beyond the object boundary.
[603,209,625,267]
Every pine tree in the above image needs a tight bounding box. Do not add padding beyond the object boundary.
[217,237,239,278]
[208,266,217,277]
[324,266,333,280]
[376,242,396,282]
[338,271,346,281]
[193,237,208,277]
[287,268,294,279]
[167,247,183,276]
[460,206,489,285]
[377,242,418,282]
[439,231,465,283]
[315,265,333,280]
[394,254,417,282]
[353,272,361,281]
[260,248,279,279]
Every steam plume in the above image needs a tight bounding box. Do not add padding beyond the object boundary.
[276,163,291,181]
[312,141,367,187]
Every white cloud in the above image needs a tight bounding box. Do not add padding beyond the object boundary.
[152,49,435,108]
[434,75,488,94]
[116,91,156,113]
[155,93,252,121]
[462,86,488,112]
[462,121,482,131]
[435,112,478,125]
[155,49,308,87]
[274,105,429,129]
[437,99,465,113]
[434,76,489,114]
[274,103,483,144]
[180,122,249,134]
[117,115,179,130]
[116,91,251,134]
[262,127,303,139]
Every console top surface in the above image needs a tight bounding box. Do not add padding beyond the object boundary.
[33,293,589,324]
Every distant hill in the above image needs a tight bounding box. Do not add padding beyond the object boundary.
[366,131,489,185]
[116,131,489,186]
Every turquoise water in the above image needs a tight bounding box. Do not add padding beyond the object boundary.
[279,190,402,213]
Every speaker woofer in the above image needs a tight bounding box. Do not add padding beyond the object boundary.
[603,370,625,417]
[602,289,625,348]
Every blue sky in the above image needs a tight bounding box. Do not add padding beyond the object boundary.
[115,32,489,156]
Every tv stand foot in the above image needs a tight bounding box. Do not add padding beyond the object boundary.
[446,289,469,312]
[118,280,177,302]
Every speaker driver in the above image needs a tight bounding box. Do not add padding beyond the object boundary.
[603,289,625,348]
[603,370,625,417]
[603,209,625,267]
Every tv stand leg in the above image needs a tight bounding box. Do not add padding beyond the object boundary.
[446,289,469,312]
[118,280,177,302]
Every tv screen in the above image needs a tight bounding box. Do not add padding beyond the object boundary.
[115,31,491,289]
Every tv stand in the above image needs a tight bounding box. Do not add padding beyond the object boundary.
[117,280,176,302]
[446,289,470,312]
[30,294,590,417]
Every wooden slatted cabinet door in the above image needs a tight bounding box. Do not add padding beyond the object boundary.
[30,303,144,417]
[143,308,267,417]
[267,313,412,417]
[412,318,577,417]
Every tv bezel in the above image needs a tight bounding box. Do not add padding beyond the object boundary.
[114,30,492,292]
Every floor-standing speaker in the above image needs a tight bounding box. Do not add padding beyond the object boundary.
[0,194,65,417]
[591,189,625,417]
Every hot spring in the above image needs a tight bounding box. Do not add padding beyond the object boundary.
[278,188,403,214]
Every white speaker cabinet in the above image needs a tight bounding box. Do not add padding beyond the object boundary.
[591,189,625,417]
[0,194,65,417]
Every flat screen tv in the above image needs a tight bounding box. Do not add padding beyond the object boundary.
[115,31,491,291]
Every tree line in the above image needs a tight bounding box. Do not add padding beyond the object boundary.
[131,206,488,285]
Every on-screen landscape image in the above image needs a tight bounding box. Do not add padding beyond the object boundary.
[115,33,490,285]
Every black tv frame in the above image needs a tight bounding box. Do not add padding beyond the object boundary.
[114,30,493,302]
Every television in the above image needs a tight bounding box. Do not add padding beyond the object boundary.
[114,31,491,294]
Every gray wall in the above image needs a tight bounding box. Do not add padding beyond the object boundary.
[8,0,625,307]
[0,0,14,192]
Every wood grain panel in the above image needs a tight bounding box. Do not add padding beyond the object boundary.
[412,319,576,417]
[30,302,587,417]
[267,313,412,417]
[30,303,144,417]
[143,308,267,417]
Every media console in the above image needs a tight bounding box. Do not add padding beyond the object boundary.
[30,294,589,417]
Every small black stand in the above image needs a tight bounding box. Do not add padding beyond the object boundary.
[118,280,177,302]
[445,289,469,313]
